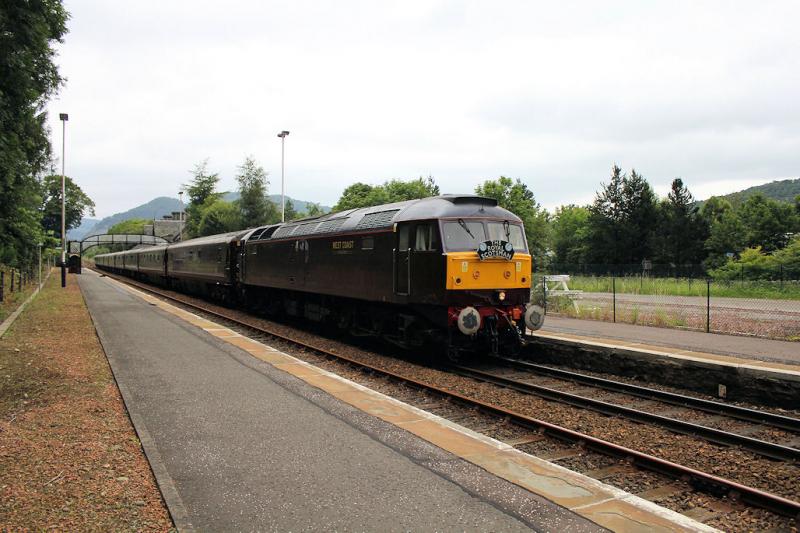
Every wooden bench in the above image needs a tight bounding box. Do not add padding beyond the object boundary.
[543,275,583,312]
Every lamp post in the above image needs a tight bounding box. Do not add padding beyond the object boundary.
[178,190,184,241]
[59,113,68,287]
[277,130,290,222]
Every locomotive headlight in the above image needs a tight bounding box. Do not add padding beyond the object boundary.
[498,291,506,301]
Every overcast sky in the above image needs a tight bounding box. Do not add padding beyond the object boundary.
[46,1,800,218]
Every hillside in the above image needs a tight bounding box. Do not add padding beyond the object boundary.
[712,178,800,205]
[221,192,328,215]
[66,217,99,240]
[75,194,330,240]
[80,197,183,239]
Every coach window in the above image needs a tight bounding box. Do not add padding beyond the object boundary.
[414,223,440,252]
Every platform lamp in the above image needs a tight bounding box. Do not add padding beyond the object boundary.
[277,130,290,222]
[59,112,68,288]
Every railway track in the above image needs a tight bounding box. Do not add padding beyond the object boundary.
[448,361,800,462]
[500,356,800,433]
[95,269,800,525]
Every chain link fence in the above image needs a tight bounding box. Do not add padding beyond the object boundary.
[532,263,800,341]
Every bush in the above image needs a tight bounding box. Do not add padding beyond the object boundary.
[711,236,800,281]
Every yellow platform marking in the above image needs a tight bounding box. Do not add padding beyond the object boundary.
[102,275,718,533]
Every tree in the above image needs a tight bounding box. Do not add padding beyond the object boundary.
[704,209,745,268]
[737,193,796,252]
[332,176,440,212]
[699,196,733,226]
[333,183,385,211]
[182,160,221,237]
[108,218,150,235]
[587,166,658,266]
[475,176,549,259]
[236,156,274,227]
[0,1,69,266]
[586,165,626,265]
[197,199,240,236]
[619,169,658,263]
[383,176,440,202]
[305,202,325,217]
[40,174,96,239]
[284,199,299,221]
[551,205,591,265]
[774,236,800,279]
[654,178,707,265]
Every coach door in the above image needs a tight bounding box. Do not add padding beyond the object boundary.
[394,224,411,295]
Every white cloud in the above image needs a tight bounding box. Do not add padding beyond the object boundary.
[47,0,800,217]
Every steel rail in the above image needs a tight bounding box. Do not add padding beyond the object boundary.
[95,269,800,519]
[449,364,800,462]
[499,355,800,433]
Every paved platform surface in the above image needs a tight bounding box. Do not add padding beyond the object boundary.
[540,316,800,366]
[78,271,606,532]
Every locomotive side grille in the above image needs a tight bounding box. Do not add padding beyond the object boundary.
[354,209,400,230]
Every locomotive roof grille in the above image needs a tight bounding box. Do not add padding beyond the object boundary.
[293,221,322,236]
[354,209,400,230]
[271,225,298,239]
[315,217,347,233]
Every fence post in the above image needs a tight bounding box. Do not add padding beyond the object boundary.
[18,270,22,292]
[780,264,784,290]
[10,270,14,293]
[542,275,547,315]
[612,275,616,323]
[0,271,4,302]
[706,278,711,333]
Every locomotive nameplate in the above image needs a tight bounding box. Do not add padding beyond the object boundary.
[332,240,354,250]
[477,240,514,261]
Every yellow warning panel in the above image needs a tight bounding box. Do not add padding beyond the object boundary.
[445,252,532,290]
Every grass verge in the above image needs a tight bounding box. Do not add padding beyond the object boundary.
[0,267,40,323]
[564,275,800,300]
[0,273,173,530]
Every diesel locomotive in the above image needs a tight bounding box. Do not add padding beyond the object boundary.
[94,195,544,358]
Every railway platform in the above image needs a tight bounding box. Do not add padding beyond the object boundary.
[78,269,715,532]
[532,317,800,406]
[539,316,800,365]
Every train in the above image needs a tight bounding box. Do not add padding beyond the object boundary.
[94,195,544,359]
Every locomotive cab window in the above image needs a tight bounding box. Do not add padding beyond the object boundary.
[397,225,411,250]
[487,222,527,252]
[442,220,486,251]
[362,237,374,250]
[414,223,440,252]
